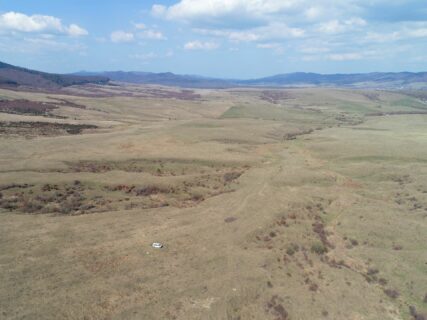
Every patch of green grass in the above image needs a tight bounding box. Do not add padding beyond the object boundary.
[335,102,376,114]
[390,98,427,110]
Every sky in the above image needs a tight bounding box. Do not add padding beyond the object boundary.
[0,0,426,78]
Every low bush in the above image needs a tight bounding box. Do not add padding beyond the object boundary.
[286,243,299,256]
[383,289,399,299]
[311,242,328,255]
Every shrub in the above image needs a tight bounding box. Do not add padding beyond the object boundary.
[309,283,319,292]
[383,289,399,299]
[409,306,426,320]
[286,243,299,256]
[191,193,204,201]
[223,171,242,183]
[311,242,328,255]
[224,217,237,223]
[21,200,43,213]
[135,185,163,196]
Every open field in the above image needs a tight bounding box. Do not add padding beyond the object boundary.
[0,84,426,319]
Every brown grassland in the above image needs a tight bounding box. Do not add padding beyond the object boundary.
[0,84,426,319]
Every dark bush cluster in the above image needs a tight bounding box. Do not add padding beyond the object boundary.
[223,171,243,183]
[311,242,328,255]
[286,243,299,256]
[265,295,288,320]
[383,289,399,299]
[410,306,426,320]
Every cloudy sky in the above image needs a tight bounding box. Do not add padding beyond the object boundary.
[0,0,426,78]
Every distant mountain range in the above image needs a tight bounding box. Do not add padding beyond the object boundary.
[0,61,109,90]
[74,71,232,88]
[1,60,427,90]
[76,70,427,89]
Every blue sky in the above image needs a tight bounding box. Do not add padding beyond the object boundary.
[0,0,426,78]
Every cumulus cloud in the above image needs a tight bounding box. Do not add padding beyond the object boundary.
[152,0,300,25]
[184,40,219,50]
[67,24,88,37]
[150,0,427,66]
[0,11,88,36]
[130,22,166,40]
[110,30,134,43]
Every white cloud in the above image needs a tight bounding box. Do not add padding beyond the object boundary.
[139,29,166,40]
[304,7,324,20]
[317,20,345,34]
[67,24,88,37]
[228,31,260,42]
[151,4,167,17]
[152,0,300,23]
[0,11,87,36]
[0,35,86,54]
[134,23,146,30]
[407,28,427,38]
[130,50,175,60]
[184,40,219,50]
[0,11,62,33]
[345,17,367,27]
[110,30,134,43]
[365,31,401,42]
[300,46,330,54]
[327,53,363,61]
[257,43,281,49]
[130,52,157,60]
[317,17,366,34]
[257,42,284,54]
[195,22,304,43]
[364,25,427,44]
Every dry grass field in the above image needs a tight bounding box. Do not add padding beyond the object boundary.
[0,84,426,320]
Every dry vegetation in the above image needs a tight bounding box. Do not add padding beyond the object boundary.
[0,85,426,320]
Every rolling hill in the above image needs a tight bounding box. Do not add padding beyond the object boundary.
[0,61,109,90]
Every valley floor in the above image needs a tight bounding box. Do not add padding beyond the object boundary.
[0,85,426,319]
